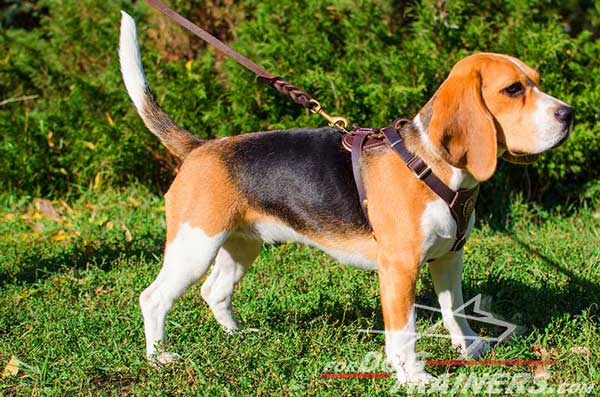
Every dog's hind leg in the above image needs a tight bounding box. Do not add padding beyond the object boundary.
[201,234,261,331]
[140,222,228,364]
[138,146,246,364]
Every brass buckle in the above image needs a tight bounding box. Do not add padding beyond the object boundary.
[416,166,431,179]
[406,154,418,166]
[406,155,431,179]
[309,99,349,132]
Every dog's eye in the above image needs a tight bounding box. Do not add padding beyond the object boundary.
[502,82,525,97]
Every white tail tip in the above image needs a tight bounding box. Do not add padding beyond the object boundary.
[119,11,148,110]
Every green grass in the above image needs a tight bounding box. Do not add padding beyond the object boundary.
[0,186,598,396]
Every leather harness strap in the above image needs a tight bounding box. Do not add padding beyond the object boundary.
[346,120,480,252]
[349,128,380,229]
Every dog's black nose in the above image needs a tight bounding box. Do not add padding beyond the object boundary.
[554,105,575,124]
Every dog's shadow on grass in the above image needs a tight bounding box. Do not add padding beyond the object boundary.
[0,232,164,286]
[428,235,597,333]
[258,235,599,336]
[5,228,597,336]
[470,235,599,327]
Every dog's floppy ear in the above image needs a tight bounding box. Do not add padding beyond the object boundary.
[428,70,498,181]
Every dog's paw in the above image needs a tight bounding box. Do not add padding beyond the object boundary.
[149,351,181,367]
[224,326,259,336]
[389,359,435,386]
[396,369,436,386]
[214,314,241,332]
[461,338,491,359]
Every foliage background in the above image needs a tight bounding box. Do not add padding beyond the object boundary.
[1,0,599,209]
[1,2,599,395]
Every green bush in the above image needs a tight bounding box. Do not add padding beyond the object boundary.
[1,0,598,206]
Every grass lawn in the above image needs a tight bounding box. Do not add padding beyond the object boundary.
[0,185,598,396]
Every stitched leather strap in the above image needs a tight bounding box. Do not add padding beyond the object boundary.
[351,129,377,229]
[346,120,479,251]
[146,0,318,111]
[380,121,480,251]
[381,124,456,203]
[342,133,386,152]
[256,76,316,110]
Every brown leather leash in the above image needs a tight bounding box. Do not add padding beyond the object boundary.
[145,0,478,251]
[146,0,349,131]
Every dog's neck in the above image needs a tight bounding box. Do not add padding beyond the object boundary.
[402,104,479,191]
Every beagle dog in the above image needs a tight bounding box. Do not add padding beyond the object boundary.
[119,12,573,384]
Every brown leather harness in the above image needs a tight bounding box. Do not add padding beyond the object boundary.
[146,0,479,251]
[342,120,479,251]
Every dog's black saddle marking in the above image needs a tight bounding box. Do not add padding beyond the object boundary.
[225,128,370,234]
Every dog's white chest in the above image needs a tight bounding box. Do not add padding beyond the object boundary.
[420,198,474,262]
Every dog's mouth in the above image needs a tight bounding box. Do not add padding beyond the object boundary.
[501,124,573,165]
[501,151,541,164]
[551,123,573,149]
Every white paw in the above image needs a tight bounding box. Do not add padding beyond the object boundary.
[149,351,181,366]
[214,312,240,332]
[461,338,491,359]
[390,359,435,385]
[224,324,241,335]
[396,369,436,385]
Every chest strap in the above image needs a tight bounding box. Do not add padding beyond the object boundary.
[345,121,479,252]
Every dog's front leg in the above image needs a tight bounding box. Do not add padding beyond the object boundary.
[378,250,434,384]
[429,251,490,358]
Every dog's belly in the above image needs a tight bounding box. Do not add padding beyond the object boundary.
[244,220,378,270]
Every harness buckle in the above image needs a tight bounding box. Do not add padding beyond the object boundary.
[406,155,431,179]
[416,166,431,179]
[406,154,418,166]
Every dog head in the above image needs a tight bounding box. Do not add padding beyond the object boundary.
[422,52,573,181]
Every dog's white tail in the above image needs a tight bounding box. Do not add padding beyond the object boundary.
[119,11,202,160]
